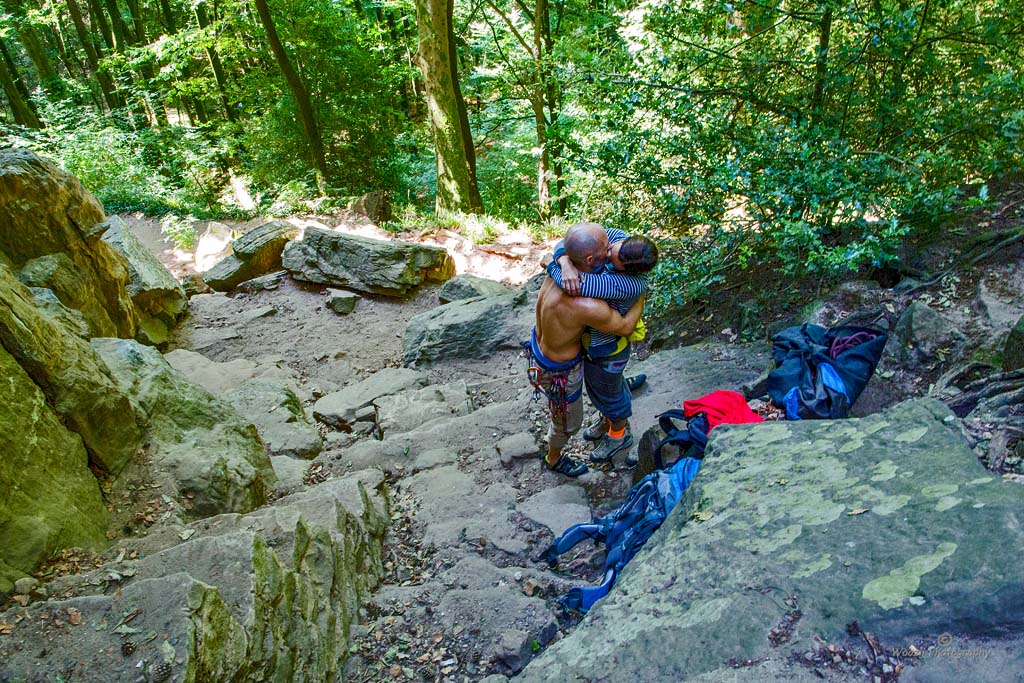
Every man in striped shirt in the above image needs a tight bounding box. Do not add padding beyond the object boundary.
[547,223,659,465]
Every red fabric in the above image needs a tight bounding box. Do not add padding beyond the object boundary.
[683,390,764,432]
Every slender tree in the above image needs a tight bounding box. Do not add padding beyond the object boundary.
[415,0,483,213]
[251,0,329,189]
[0,38,42,126]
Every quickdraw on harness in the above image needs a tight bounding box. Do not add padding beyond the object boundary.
[525,348,572,432]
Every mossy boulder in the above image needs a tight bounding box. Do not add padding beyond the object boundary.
[282,226,454,297]
[0,473,388,681]
[0,344,108,586]
[438,274,513,303]
[0,265,143,474]
[91,338,276,516]
[519,399,1024,681]
[0,148,136,338]
[99,216,186,347]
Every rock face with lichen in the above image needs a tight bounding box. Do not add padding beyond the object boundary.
[0,472,389,682]
[0,344,109,593]
[517,399,1024,682]
[99,216,187,347]
[91,338,276,517]
[0,148,137,338]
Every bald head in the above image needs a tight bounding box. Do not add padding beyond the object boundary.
[564,222,610,273]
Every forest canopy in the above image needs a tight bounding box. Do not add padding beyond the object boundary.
[1,0,1021,307]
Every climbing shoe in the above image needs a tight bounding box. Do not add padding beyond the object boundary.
[626,374,647,391]
[582,414,610,442]
[589,430,634,463]
[548,454,589,477]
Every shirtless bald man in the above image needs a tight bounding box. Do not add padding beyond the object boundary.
[527,231,645,477]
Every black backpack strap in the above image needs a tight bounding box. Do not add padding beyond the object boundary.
[653,409,694,469]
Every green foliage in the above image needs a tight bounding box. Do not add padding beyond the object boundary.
[159,213,199,250]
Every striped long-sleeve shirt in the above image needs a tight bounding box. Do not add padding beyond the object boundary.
[547,228,648,357]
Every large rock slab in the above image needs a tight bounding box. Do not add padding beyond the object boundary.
[225,380,323,459]
[402,290,533,366]
[0,345,108,590]
[100,216,187,346]
[164,348,301,397]
[282,226,454,297]
[0,148,136,337]
[92,338,275,516]
[403,465,526,555]
[204,220,299,291]
[0,472,388,682]
[0,265,143,473]
[518,399,1024,681]
[374,380,473,436]
[313,367,427,430]
[438,274,513,303]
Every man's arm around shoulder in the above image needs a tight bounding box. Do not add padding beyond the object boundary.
[576,296,645,337]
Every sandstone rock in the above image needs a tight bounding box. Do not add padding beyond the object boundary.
[0,344,108,586]
[517,485,590,536]
[0,148,136,337]
[270,455,309,491]
[404,465,525,555]
[27,286,89,337]
[893,301,965,368]
[495,432,539,464]
[182,272,212,296]
[0,473,387,683]
[194,221,233,271]
[92,338,275,516]
[518,399,1024,681]
[327,288,360,314]
[225,380,323,459]
[1004,315,1024,371]
[0,266,143,473]
[282,227,454,297]
[374,380,473,435]
[313,367,427,430]
[100,216,187,346]
[348,190,391,223]
[438,274,513,303]
[236,269,287,293]
[164,349,302,398]
[492,629,533,676]
[17,253,123,338]
[205,220,299,291]
[402,290,533,366]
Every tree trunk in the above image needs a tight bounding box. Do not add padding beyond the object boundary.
[415,0,483,213]
[0,39,42,127]
[194,1,237,122]
[4,0,65,96]
[251,0,329,190]
[87,0,114,51]
[65,0,120,109]
[810,5,833,127]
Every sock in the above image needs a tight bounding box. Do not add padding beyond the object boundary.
[608,425,626,440]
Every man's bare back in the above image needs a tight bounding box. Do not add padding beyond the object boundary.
[535,277,644,363]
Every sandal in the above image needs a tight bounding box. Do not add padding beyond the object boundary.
[548,454,589,477]
[626,374,647,391]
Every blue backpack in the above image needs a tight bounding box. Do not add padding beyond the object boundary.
[539,455,702,612]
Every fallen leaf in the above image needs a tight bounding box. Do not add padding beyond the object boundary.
[847,508,869,516]
[692,511,714,522]
[389,664,402,677]
[0,622,14,635]
[67,608,82,625]
[179,529,196,541]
